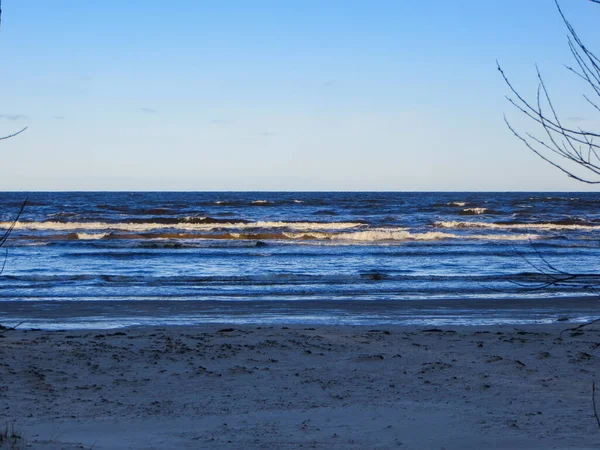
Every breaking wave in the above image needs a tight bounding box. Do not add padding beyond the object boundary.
[435,221,600,231]
[55,229,538,243]
[282,230,535,242]
[2,220,541,243]
[0,220,366,233]
[459,208,495,215]
[76,233,110,240]
[250,200,272,205]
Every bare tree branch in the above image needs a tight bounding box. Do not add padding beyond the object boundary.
[0,3,28,335]
[0,199,27,278]
[499,0,600,183]
[0,321,24,336]
[0,127,27,141]
[0,1,28,142]
[594,381,600,430]
[0,199,26,248]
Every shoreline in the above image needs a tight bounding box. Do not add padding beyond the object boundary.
[1,323,598,449]
[1,296,598,330]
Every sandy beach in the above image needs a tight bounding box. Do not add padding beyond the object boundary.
[3,0,600,446]
[0,323,598,449]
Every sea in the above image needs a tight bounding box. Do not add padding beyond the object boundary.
[0,192,599,329]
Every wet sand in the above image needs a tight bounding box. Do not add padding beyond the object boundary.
[0,296,598,329]
[0,323,598,449]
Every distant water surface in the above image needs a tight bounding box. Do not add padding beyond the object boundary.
[0,192,599,328]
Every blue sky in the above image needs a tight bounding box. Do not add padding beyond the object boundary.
[1,0,599,191]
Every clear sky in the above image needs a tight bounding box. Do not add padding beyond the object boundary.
[1,0,599,191]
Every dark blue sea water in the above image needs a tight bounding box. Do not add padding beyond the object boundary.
[0,192,599,329]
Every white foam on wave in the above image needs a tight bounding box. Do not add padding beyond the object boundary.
[76,233,110,240]
[0,220,544,243]
[436,221,600,231]
[283,229,536,242]
[1,220,366,233]
[2,221,541,242]
[448,202,468,207]
[462,208,488,214]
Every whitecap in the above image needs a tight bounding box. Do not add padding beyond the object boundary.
[76,232,110,240]
[282,228,536,242]
[0,220,367,233]
[435,221,600,231]
[461,208,488,215]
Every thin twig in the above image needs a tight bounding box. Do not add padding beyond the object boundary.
[0,322,24,336]
[560,317,600,337]
[0,248,8,276]
[0,199,27,248]
[0,127,27,141]
[593,381,600,430]
[0,3,29,142]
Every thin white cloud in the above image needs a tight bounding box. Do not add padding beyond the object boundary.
[0,114,28,121]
